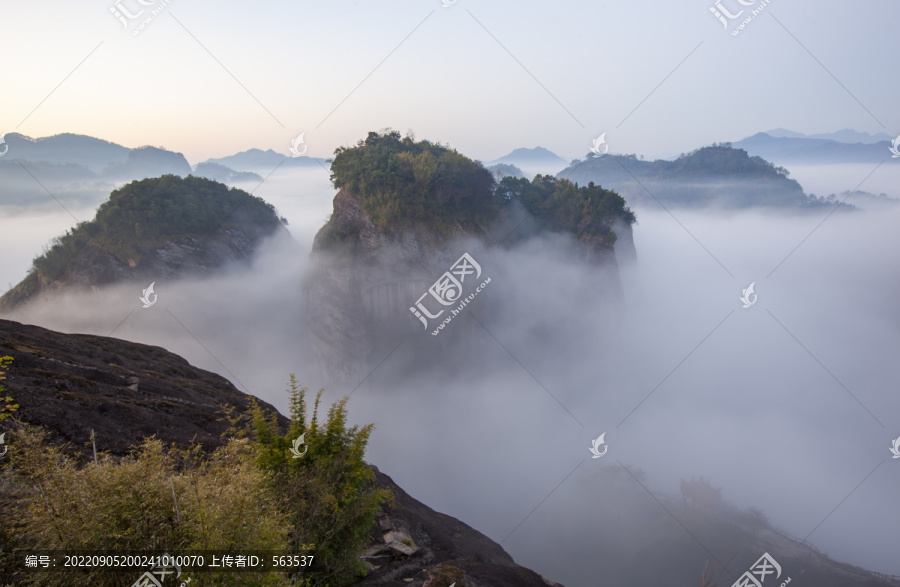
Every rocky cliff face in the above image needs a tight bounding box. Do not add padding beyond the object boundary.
[304,187,633,387]
[0,318,285,457]
[612,218,637,264]
[305,188,473,385]
[358,467,563,587]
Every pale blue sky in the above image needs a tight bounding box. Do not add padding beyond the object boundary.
[1,0,897,163]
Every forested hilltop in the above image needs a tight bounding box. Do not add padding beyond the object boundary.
[320,130,635,248]
[0,175,286,311]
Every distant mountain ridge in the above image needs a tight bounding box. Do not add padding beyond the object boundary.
[484,146,568,176]
[203,147,328,172]
[0,132,130,172]
[191,161,263,183]
[486,162,526,180]
[764,128,893,144]
[0,133,190,177]
[734,131,899,165]
[0,133,265,209]
[558,144,837,209]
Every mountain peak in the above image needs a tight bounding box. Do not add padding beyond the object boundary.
[489,146,566,165]
[0,175,286,312]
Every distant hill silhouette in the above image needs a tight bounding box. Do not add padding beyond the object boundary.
[0,133,195,208]
[558,144,848,209]
[0,132,130,172]
[485,146,568,175]
[103,146,191,179]
[486,162,526,180]
[192,161,263,183]
[203,148,328,172]
[764,128,893,144]
[734,132,899,165]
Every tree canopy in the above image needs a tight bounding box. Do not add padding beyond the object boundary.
[30,175,282,282]
[497,174,635,246]
[330,130,500,234]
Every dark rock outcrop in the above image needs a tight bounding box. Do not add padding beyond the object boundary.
[0,318,564,586]
[356,467,562,587]
[0,318,287,457]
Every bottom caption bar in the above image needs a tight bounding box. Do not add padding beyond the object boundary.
[19,550,316,577]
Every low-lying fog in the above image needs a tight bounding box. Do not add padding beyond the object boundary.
[1,166,899,584]
[784,162,900,201]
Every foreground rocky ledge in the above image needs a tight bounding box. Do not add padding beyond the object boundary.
[0,318,563,586]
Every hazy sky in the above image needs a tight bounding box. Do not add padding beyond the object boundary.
[1,0,898,163]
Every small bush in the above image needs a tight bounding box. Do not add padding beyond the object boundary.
[251,375,392,586]
[4,426,287,587]
[0,356,17,420]
[0,375,388,587]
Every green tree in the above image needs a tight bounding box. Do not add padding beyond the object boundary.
[251,375,392,586]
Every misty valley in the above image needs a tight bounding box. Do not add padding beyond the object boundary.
[0,128,899,587]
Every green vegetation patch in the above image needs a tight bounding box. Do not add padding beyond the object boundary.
[30,175,281,283]
[497,175,636,246]
[0,372,391,587]
[330,130,500,235]
[0,356,17,420]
